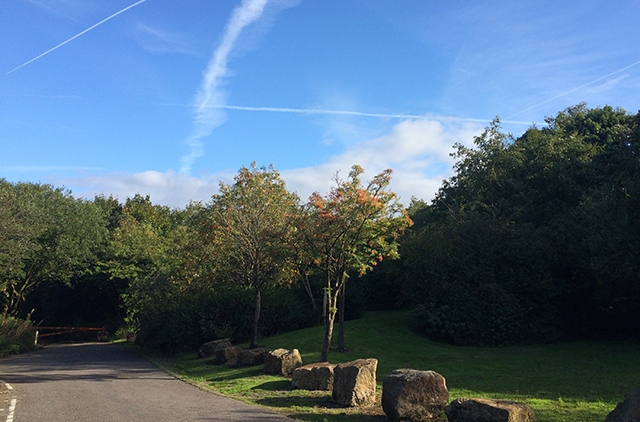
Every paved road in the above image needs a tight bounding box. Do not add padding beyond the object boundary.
[0,343,293,421]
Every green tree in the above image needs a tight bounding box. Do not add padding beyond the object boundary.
[105,194,191,331]
[402,105,640,344]
[0,181,107,317]
[205,163,300,348]
[306,165,411,361]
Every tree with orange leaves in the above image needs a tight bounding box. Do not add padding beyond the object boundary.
[306,165,412,361]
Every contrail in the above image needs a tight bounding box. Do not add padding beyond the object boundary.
[214,104,533,125]
[159,102,533,125]
[6,0,147,75]
[180,0,271,173]
[509,59,640,118]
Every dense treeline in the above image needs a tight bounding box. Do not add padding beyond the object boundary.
[381,104,640,345]
[1,104,638,352]
[1,164,409,354]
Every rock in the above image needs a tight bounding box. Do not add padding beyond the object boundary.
[198,338,232,358]
[264,348,303,377]
[444,398,536,422]
[238,347,270,367]
[332,358,378,407]
[222,346,244,367]
[206,345,241,366]
[605,390,640,422]
[292,362,336,390]
[382,369,449,422]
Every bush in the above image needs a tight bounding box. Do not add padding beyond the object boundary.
[410,281,559,346]
[0,316,37,357]
[134,284,319,355]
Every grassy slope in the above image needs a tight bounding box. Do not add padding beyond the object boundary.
[171,311,640,422]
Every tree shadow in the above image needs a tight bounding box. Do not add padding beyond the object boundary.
[257,395,390,421]
[251,379,292,391]
[257,394,338,409]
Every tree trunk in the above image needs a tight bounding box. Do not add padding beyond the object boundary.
[250,288,261,349]
[337,281,346,351]
[320,306,336,362]
[302,272,317,310]
[322,289,327,325]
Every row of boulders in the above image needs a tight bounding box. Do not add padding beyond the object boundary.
[198,340,637,422]
[198,338,271,367]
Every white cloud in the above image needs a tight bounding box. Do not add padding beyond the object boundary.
[61,170,231,208]
[61,116,482,208]
[282,117,482,203]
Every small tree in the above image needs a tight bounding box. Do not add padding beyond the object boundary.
[306,165,412,361]
[207,163,300,348]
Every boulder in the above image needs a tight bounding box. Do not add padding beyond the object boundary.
[382,369,449,422]
[222,346,244,367]
[238,347,270,367]
[332,358,378,407]
[444,398,536,422]
[198,338,232,358]
[206,345,242,366]
[605,390,640,422]
[292,362,336,391]
[264,348,303,377]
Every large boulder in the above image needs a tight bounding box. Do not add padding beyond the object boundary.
[207,346,243,366]
[238,347,270,367]
[198,338,232,358]
[264,348,303,377]
[332,358,378,407]
[382,369,449,422]
[292,362,336,391]
[444,398,536,422]
[605,390,640,422]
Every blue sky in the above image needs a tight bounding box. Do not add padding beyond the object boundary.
[2,0,639,208]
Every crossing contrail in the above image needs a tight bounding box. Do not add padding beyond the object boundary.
[159,103,533,125]
[509,59,640,118]
[6,0,147,75]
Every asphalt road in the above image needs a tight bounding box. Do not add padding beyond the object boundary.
[0,343,293,421]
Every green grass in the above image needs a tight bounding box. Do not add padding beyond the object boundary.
[166,311,639,421]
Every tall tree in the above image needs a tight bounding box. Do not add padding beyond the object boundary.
[105,194,187,330]
[206,163,300,348]
[306,165,411,361]
[402,105,640,344]
[0,181,107,317]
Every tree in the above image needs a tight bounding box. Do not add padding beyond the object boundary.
[0,181,107,317]
[206,163,300,348]
[401,105,640,344]
[306,165,411,361]
[105,194,189,331]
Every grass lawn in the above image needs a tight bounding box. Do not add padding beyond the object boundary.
[166,311,639,421]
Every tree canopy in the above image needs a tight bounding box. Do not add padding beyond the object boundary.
[305,166,412,361]
[204,163,301,348]
[399,104,640,344]
[0,181,106,317]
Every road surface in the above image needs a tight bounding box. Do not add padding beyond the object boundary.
[0,342,293,421]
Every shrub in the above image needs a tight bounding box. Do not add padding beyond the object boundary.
[134,283,319,355]
[0,316,37,357]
